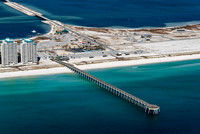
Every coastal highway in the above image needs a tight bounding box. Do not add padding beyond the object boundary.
[5,0,115,51]
[38,16,116,51]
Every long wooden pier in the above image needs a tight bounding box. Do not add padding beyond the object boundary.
[54,60,160,115]
[3,0,160,115]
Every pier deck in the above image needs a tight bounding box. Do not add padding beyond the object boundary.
[3,0,160,115]
[54,60,160,115]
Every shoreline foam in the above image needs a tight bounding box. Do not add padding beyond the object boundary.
[1,54,200,79]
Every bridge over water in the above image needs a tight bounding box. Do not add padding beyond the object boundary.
[3,0,115,51]
[54,60,160,115]
[3,0,160,115]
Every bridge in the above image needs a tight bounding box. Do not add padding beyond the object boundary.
[4,1,42,16]
[3,0,160,115]
[54,59,160,115]
[3,0,115,51]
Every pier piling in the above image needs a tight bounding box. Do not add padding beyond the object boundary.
[54,60,160,115]
[3,0,160,115]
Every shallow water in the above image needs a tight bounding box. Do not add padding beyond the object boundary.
[0,59,200,134]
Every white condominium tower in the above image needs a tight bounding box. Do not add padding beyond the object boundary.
[21,38,37,64]
[1,38,18,65]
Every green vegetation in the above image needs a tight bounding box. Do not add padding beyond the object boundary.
[62,29,69,33]
[56,56,62,59]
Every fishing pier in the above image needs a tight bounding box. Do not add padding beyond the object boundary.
[2,0,160,115]
[54,60,160,115]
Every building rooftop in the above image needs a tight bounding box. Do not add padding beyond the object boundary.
[4,38,14,43]
[22,38,33,43]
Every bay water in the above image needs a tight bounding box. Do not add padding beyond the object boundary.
[0,1,200,133]
[1,0,200,39]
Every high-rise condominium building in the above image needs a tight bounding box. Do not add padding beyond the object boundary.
[1,38,18,65]
[21,38,37,64]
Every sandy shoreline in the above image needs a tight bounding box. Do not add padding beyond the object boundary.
[0,54,200,79]
[1,19,200,79]
[1,8,200,79]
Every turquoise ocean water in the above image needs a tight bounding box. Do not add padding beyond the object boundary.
[0,0,200,133]
[0,59,200,134]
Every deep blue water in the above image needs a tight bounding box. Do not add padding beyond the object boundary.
[0,59,200,134]
[1,0,200,39]
[0,2,50,40]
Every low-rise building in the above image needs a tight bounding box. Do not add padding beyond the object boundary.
[141,34,152,38]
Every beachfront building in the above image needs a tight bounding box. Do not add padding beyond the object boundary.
[21,38,37,64]
[1,38,18,66]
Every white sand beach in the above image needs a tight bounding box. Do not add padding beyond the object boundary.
[1,54,200,79]
[2,1,200,79]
